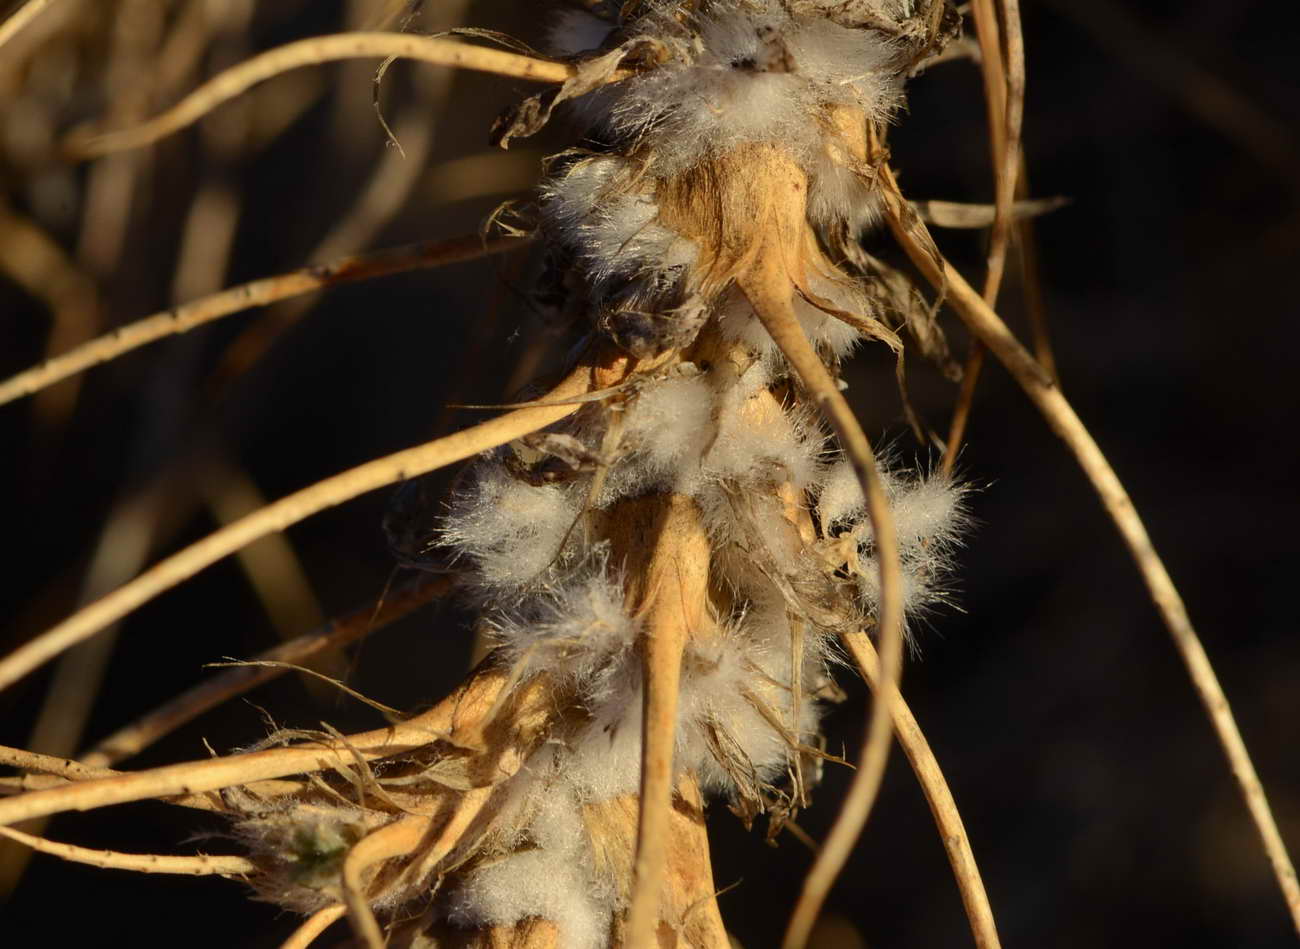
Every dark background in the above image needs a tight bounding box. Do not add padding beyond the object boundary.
[1,1,1297,946]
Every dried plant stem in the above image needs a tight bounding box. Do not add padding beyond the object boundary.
[81,575,453,768]
[0,234,529,408]
[943,0,1026,476]
[0,0,56,52]
[72,33,598,158]
[0,745,118,782]
[842,631,1001,949]
[0,824,255,877]
[0,350,624,695]
[741,257,904,949]
[625,495,708,949]
[882,177,1300,935]
[0,665,510,827]
[343,815,435,949]
[280,904,346,949]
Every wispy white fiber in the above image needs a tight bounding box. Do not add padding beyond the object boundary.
[541,156,698,294]
[439,457,581,594]
[590,3,903,175]
[486,558,637,686]
[448,787,613,949]
[817,459,969,617]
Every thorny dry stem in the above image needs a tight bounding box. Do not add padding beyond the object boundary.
[880,167,1300,935]
[0,234,531,408]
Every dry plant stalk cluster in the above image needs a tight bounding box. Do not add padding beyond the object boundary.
[1,1,1297,948]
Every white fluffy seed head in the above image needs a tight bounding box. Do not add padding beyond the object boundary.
[540,155,698,295]
[592,3,903,176]
[817,459,970,619]
[486,558,637,686]
[438,457,581,596]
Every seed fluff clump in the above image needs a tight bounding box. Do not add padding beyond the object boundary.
[231,2,967,944]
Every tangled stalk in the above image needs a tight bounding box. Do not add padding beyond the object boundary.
[1,1,1295,947]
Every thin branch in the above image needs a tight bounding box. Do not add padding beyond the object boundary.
[881,170,1300,936]
[70,33,602,158]
[0,665,511,827]
[0,350,614,695]
[0,234,530,408]
[80,575,453,768]
[0,825,255,877]
[943,0,1025,476]
[0,0,57,52]
[842,631,1001,949]
[739,255,904,949]
[0,745,118,781]
[342,815,434,949]
[280,905,346,949]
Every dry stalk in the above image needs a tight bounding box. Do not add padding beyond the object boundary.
[70,33,601,158]
[81,574,453,768]
[0,234,529,408]
[616,495,712,948]
[0,0,58,53]
[0,344,647,694]
[281,904,347,949]
[0,660,513,826]
[842,631,1000,949]
[880,168,1300,934]
[0,824,256,877]
[941,0,1026,475]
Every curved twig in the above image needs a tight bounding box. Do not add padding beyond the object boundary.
[843,631,1001,949]
[0,234,530,408]
[342,815,435,949]
[738,254,904,949]
[71,33,604,158]
[0,665,511,827]
[80,575,453,768]
[279,904,346,949]
[881,169,1300,936]
[942,0,1026,475]
[0,0,57,52]
[0,350,620,695]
